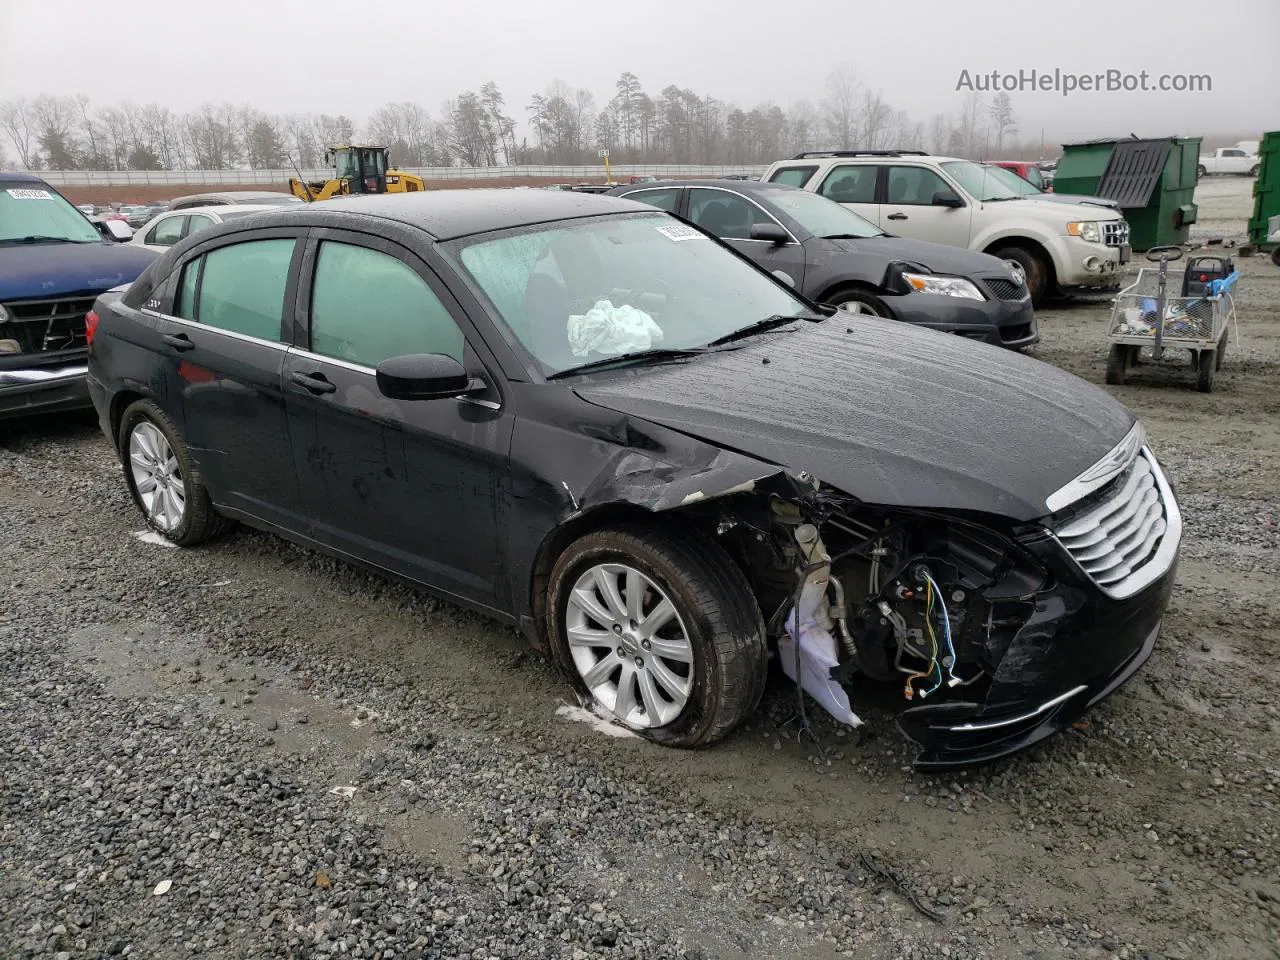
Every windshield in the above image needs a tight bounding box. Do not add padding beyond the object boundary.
[767,188,883,238]
[940,160,1025,201]
[0,185,103,243]
[449,213,811,376]
[980,164,1043,196]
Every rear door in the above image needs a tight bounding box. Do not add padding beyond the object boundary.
[685,187,807,288]
[813,163,881,224]
[156,229,307,530]
[282,229,513,610]
[877,164,973,247]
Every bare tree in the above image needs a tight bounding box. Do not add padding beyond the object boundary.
[956,91,986,158]
[989,92,1017,153]
[859,88,892,149]
[822,65,860,148]
[0,98,40,168]
[927,113,950,155]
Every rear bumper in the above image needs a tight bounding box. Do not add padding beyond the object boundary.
[0,362,91,419]
[889,293,1039,349]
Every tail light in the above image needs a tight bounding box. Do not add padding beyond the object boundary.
[85,310,100,347]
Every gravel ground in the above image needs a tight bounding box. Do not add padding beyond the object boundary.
[2,177,1278,960]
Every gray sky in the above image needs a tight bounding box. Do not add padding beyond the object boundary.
[2,0,1277,142]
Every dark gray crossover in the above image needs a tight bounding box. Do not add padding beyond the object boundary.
[608,179,1038,349]
[86,189,1179,768]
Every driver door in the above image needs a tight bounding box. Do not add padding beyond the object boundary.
[282,230,513,611]
[685,187,807,289]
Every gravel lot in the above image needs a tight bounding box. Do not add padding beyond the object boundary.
[2,176,1278,960]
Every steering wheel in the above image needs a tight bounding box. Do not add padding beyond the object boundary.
[1145,245,1184,263]
[626,277,673,310]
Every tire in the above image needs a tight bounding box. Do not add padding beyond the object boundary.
[1272,247,1280,269]
[1196,349,1216,393]
[1249,164,1260,177]
[823,287,891,318]
[546,525,767,748]
[118,398,229,546]
[1196,165,1206,179]
[991,245,1049,305]
[1105,343,1131,385]
[1215,335,1227,371]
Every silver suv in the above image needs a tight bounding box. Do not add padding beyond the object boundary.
[762,150,1131,303]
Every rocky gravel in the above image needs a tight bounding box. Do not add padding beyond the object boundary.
[2,178,1278,959]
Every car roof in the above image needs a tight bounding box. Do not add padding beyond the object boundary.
[0,171,47,185]
[170,190,299,204]
[180,203,285,216]
[274,189,650,240]
[613,179,792,196]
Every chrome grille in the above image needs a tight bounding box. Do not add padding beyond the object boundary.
[1103,220,1131,247]
[983,277,1027,301]
[0,296,96,354]
[1054,451,1168,594]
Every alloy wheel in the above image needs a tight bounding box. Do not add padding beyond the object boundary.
[565,562,694,728]
[835,300,881,316]
[128,421,186,532]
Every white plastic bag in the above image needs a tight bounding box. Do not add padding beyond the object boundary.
[567,300,664,358]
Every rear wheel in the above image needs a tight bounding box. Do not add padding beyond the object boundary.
[546,526,767,747]
[1196,348,1216,393]
[1197,165,1207,179]
[1105,344,1134,385]
[1249,164,1260,177]
[1271,247,1280,268]
[990,245,1048,305]
[823,287,891,318]
[118,399,228,546]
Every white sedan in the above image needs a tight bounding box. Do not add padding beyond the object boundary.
[129,204,285,253]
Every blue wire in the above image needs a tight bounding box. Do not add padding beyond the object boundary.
[924,571,958,682]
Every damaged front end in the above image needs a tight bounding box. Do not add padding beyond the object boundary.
[702,450,1179,770]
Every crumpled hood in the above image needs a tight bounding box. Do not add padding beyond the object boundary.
[574,318,1135,522]
[0,242,157,302]
[825,235,1015,277]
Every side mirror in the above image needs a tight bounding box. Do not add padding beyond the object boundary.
[770,269,796,288]
[376,353,479,401]
[97,219,134,242]
[931,190,964,208]
[750,222,790,244]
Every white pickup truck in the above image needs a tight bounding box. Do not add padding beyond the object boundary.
[1198,148,1260,178]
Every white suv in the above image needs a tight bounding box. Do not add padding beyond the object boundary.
[762,151,1131,304]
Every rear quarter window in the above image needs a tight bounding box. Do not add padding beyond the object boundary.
[768,166,818,188]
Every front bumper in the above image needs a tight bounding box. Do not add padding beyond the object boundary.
[0,359,91,420]
[888,291,1039,349]
[898,535,1177,771]
[1055,235,1128,288]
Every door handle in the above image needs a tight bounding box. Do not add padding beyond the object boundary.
[290,371,337,395]
[162,333,194,351]
[886,213,909,221]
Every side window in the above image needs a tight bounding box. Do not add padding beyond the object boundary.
[624,188,679,212]
[147,215,187,246]
[310,241,464,368]
[885,166,952,205]
[193,238,294,341]
[186,214,216,238]
[687,189,777,240]
[176,258,201,319]
[1223,149,1244,158]
[1025,167,1044,190]
[769,166,818,188]
[817,165,878,204]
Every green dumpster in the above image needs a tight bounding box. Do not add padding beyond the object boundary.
[1054,137,1201,250]
[1246,131,1280,251]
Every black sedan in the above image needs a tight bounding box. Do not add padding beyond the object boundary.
[608,179,1038,349]
[86,190,1179,769]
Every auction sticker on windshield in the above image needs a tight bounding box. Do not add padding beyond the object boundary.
[656,223,707,242]
[6,188,53,200]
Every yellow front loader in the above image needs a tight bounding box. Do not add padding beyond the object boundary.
[288,145,426,202]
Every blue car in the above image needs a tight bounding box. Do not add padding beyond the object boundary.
[1,173,157,419]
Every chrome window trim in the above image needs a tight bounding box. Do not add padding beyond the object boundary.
[1044,421,1146,514]
[141,308,289,351]
[1049,447,1182,601]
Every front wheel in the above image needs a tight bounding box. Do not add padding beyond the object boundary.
[1196,348,1216,393]
[546,526,767,747]
[823,287,891,318]
[1249,164,1260,177]
[118,399,229,546]
[1105,343,1133,385]
[1197,165,1207,179]
[990,245,1049,305]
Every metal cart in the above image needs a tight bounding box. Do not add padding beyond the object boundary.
[1105,246,1239,393]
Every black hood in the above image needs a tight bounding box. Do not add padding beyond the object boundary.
[574,318,1135,522]
[824,235,1013,278]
